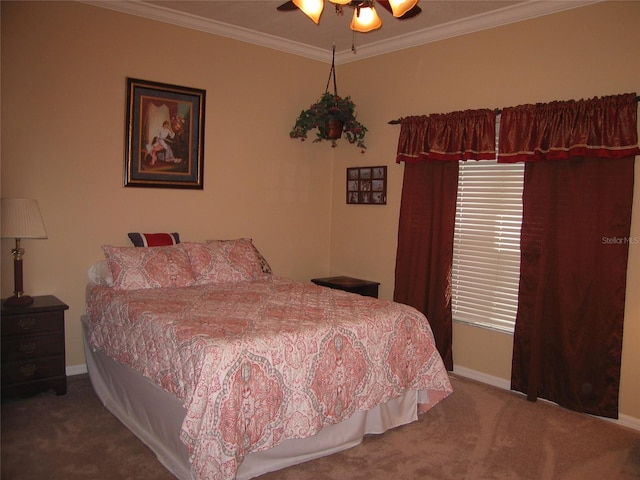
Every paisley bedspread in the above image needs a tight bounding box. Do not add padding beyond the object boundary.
[86,275,452,480]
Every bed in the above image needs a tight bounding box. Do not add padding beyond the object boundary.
[83,238,453,480]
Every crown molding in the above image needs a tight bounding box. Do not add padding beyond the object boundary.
[82,0,334,63]
[83,1,602,65]
[337,1,603,64]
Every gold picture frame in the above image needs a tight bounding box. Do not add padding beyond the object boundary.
[124,78,206,189]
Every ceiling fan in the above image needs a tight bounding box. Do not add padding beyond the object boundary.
[277,0,422,33]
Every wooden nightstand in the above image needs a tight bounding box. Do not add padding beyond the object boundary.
[311,276,380,298]
[1,295,68,399]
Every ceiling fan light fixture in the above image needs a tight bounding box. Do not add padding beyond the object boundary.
[293,0,324,24]
[350,5,382,33]
[329,0,352,5]
[388,0,419,18]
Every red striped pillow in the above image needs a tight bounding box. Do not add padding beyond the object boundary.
[128,232,180,247]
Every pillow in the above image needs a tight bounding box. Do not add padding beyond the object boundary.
[184,240,266,285]
[102,243,195,290]
[87,260,114,287]
[128,232,180,247]
[206,238,272,274]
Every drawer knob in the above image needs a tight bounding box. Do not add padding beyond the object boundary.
[18,341,38,354]
[19,363,37,378]
[18,318,37,330]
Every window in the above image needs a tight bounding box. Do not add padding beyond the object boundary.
[451,158,524,334]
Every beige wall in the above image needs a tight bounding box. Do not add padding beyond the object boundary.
[1,1,339,366]
[330,1,640,420]
[2,2,638,421]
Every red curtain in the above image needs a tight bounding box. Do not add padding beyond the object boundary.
[394,110,496,370]
[499,94,640,162]
[500,93,639,418]
[394,159,458,370]
[396,110,496,163]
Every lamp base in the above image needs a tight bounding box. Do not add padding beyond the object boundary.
[3,295,34,307]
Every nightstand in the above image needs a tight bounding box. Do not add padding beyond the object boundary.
[1,295,68,399]
[311,276,380,298]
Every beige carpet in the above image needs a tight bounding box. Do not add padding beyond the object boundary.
[2,374,639,480]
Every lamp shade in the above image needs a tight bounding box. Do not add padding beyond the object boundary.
[293,0,324,24]
[1,198,47,239]
[350,5,382,32]
[388,0,418,18]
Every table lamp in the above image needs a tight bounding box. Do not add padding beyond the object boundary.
[1,198,48,307]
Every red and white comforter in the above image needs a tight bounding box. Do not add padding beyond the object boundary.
[86,275,452,480]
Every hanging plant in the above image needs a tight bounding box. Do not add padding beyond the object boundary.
[290,92,367,151]
[289,46,367,152]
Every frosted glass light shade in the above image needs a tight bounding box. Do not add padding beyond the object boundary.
[388,0,418,18]
[350,6,382,32]
[1,198,47,239]
[293,0,324,24]
[329,0,352,5]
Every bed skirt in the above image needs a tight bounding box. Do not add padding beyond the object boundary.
[81,315,423,480]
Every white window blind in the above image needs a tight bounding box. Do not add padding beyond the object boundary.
[452,158,524,334]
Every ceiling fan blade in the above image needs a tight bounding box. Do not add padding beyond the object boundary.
[399,5,421,19]
[277,1,298,12]
[375,1,422,19]
[376,1,393,15]
[277,0,421,18]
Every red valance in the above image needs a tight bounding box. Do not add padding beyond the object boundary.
[498,93,640,162]
[396,109,496,163]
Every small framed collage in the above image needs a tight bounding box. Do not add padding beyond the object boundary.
[346,166,387,205]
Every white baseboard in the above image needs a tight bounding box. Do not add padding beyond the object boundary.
[67,363,88,376]
[452,365,511,390]
[612,413,640,432]
[452,365,640,433]
[69,361,640,432]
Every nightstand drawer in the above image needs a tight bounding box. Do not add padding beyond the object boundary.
[1,295,69,398]
[1,311,64,337]
[1,355,65,384]
[2,332,65,362]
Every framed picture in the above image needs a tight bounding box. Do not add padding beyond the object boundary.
[347,166,387,204]
[124,78,206,189]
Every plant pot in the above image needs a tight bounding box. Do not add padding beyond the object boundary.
[325,119,344,140]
